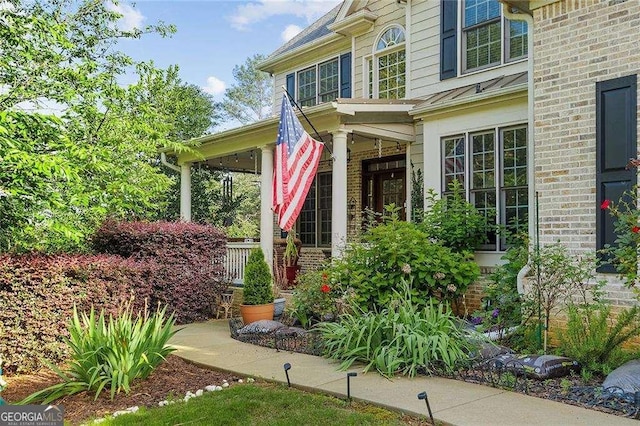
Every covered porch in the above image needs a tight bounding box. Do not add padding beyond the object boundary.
[169,98,421,271]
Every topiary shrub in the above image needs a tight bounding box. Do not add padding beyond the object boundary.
[242,248,273,305]
[331,215,480,311]
[92,220,228,324]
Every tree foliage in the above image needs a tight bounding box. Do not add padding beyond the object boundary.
[220,54,273,125]
[0,0,219,252]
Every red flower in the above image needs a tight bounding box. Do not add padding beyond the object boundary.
[321,284,331,293]
[601,199,611,210]
[633,226,640,234]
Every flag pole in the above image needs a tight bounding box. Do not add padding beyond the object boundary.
[281,86,334,157]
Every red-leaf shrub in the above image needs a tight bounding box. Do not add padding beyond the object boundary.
[0,254,152,374]
[92,221,228,324]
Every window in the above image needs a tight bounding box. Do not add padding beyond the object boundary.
[442,125,528,251]
[365,26,406,99]
[287,53,351,107]
[440,0,528,79]
[298,173,332,247]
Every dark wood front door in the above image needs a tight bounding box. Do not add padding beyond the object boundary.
[363,156,406,220]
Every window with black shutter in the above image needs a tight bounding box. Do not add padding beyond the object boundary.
[440,0,457,80]
[596,74,637,272]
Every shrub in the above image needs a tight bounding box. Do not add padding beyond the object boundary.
[92,221,228,324]
[290,270,354,328]
[0,254,151,375]
[420,179,489,253]
[243,248,273,305]
[21,302,177,404]
[332,216,479,311]
[317,280,475,377]
[559,304,640,375]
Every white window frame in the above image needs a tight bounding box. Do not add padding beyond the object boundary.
[441,124,528,252]
[364,25,406,99]
[459,0,528,74]
[292,56,343,107]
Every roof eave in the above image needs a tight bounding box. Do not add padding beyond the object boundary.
[410,84,528,117]
[327,10,377,36]
[258,33,345,73]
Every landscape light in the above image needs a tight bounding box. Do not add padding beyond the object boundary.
[346,372,357,400]
[417,391,435,425]
[283,363,291,387]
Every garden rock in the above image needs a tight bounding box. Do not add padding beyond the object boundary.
[603,359,640,393]
[491,354,580,379]
[237,320,285,334]
[275,326,308,337]
[470,342,513,360]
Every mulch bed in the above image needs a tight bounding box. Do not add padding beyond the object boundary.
[2,355,241,425]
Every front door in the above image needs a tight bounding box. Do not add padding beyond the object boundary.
[362,155,406,220]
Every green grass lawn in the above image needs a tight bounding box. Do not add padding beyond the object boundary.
[100,382,423,425]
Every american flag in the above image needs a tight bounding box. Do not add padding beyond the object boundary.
[272,94,324,231]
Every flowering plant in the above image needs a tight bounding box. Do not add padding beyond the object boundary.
[290,270,353,328]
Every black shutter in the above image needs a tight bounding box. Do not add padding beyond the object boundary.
[440,0,457,80]
[596,74,637,272]
[286,73,295,102]
[340,53,352,98]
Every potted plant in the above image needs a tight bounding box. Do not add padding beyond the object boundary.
[283,231,302,287]
[240,247,274,324]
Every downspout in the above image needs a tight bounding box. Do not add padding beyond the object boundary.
[160,152,181,173]
[502,3,534,296]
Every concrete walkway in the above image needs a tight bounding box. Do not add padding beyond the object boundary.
[170,320,638,426]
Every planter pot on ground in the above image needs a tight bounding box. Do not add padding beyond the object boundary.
[240,303,274,325]
[273,297,286,319]
[285,265,301,287]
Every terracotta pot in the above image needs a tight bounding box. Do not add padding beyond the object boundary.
[240,302,274,324]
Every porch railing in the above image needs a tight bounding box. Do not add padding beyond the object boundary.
[225,241,260,285]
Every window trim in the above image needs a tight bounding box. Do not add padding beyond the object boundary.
[441,124,528,252]
[365,25,407,99]
[290,55,346,107]
[459,0,528,75]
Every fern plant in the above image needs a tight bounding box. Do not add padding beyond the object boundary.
[20,302,177,404]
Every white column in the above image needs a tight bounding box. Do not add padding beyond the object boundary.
[260,145,274,268]
[331,129,349,257]
[180,163,191,221]
[405,142,412,222]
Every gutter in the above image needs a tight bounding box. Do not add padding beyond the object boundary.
[501,3,535,297]
[160,152,180,172]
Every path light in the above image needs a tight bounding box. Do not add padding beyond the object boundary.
[417,391,435,425]
[283,363,291,387]
[346,372,357,400]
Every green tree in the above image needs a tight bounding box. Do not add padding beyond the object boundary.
[220,54,273,125]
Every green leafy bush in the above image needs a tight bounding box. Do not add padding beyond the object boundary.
[20,302,177,404]
[420,179,488,253]
[243,248,273,305]
[290,270,354,328]
[317,281,474,377]
[332,216,479,311]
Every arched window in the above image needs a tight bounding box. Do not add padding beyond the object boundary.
[367,26,406,99]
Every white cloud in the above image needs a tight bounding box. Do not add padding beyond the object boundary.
[281,24,302,42]
[202,76,226,96]
[106,2,145,31]
[229,0,341,31]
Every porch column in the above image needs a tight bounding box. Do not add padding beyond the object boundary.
[260,145,274,268]
[331,129,349,257]
[180,163,191,221]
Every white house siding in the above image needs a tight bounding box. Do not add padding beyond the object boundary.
[353,0,406,98]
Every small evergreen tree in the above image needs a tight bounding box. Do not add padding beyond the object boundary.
[243,248,273,305]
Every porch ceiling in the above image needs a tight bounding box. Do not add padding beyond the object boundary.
[171,98,419,166]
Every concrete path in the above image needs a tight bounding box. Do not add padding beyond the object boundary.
[170,320,638,426]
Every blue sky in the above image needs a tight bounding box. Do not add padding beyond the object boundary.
[113,0,341,99]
